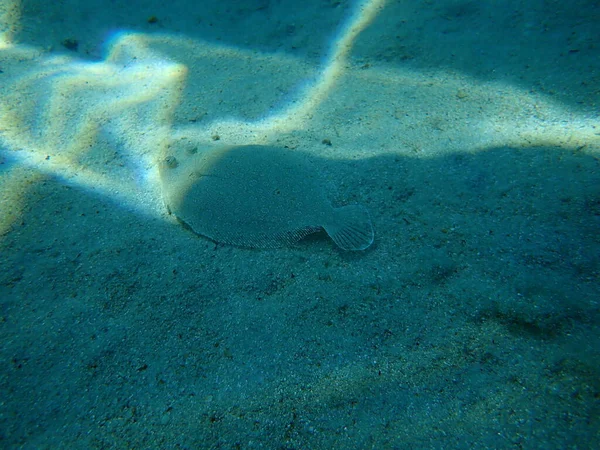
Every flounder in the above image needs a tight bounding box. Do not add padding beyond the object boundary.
[159,144,373,250]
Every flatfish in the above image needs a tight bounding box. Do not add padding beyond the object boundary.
[158,144,373,250]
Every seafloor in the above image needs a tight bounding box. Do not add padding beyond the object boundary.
[0,0,599,448]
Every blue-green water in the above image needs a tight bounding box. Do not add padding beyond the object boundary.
[1,0,599,448]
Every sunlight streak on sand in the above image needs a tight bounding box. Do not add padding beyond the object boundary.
[0,37,187,228]
[0,0,597,237]
[0,0,21,48]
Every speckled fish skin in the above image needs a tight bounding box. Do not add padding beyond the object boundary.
[159,144,374,250]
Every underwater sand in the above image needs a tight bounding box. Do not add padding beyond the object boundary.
[1,0,599,448]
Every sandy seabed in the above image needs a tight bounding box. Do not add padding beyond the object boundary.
[1,0,599,448]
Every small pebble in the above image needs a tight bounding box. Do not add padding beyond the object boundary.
[456,89,468,99]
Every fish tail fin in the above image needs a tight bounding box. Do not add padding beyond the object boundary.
[323,205,374,251]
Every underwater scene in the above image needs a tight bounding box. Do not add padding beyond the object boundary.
[0,0,599,448]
